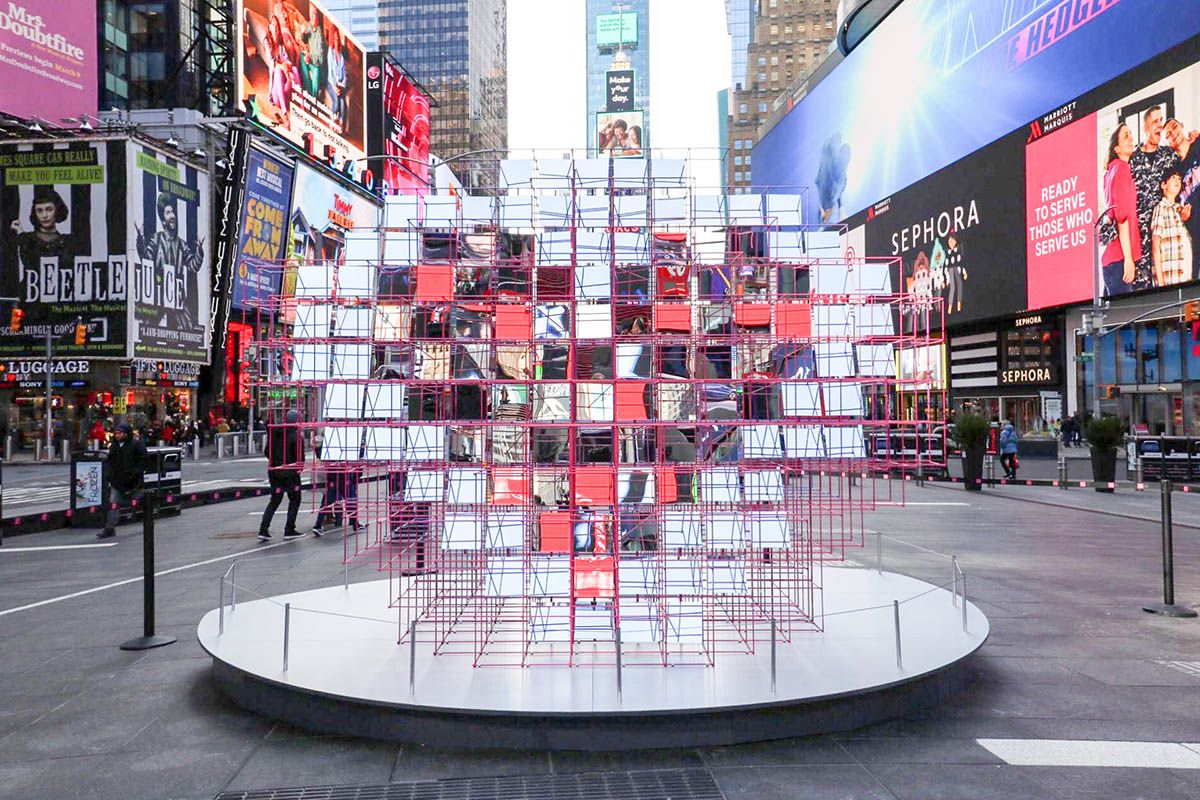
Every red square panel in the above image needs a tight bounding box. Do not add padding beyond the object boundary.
[614,381,649,421]
[776,303,811,336]
[415,264,453,301]
[573,466,615,506]
[655,304,691,331]
[493,467,529,504]
[573,556,615,599]
[496,304,532,339]
[734,303,771,327]
[539,511,572,553]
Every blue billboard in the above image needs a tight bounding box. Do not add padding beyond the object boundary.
[752,0,1200,225]
[231,150,293,310]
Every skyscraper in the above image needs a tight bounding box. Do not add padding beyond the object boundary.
[586,0,649,157]
[380,0,507,187]
[323,0,382,50]
[725,0,837,193]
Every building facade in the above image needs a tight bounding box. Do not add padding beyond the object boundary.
[324,0,382,50]
[379,0,507,187]
[725,0,838,193]
[586,0,649,157]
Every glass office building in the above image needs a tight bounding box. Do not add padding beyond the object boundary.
[586,0,649,156]
[379,0,507,187]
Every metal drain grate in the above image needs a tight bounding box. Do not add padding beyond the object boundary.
[214,767,724,800]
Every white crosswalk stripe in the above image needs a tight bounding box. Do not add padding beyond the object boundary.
[3,479,268,508]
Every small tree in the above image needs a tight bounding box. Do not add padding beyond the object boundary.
[953,413,990,450]
[1084,416,1124,451]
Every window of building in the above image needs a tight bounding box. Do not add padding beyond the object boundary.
[734,140,743,150]
[744,155,751,165]
[758,72,767,83]
[739,103,748,115]
[770,24,778,35]
[770,56,779,66]
[758,102,768,113]
[1161,324,1183,382]
[757,56,766,66]
[770,71,779,82]
[735,171,743,182]
[734,155,743,166]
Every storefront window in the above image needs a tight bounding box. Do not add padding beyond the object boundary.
[1117,328,1137,384]
[1140,325,1159,384]
[1098,333,1117,385]
[1161,325,1183,383]
[1188,329,1200,381]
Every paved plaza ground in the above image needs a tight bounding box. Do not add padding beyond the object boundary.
[1,479,1199,799]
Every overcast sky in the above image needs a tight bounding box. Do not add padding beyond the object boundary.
[506,0,731,190]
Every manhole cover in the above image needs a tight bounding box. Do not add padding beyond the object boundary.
[214,767,723,800]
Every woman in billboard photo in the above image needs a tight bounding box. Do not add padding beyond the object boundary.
[7,187,72,277]
[1100,123,1141,297]
[326,27,348,133]
[266,13,296,128]
[623,125,643,157]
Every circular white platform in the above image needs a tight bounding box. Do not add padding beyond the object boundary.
[198,566,988,749]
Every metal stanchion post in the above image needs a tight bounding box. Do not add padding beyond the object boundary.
[233,435,240,458]
[344,554,349,589]
[409,620,417,694]
[770,618,777,694]
[282,603,291,671]
[615,626,623,699]
[34,440,42,462]
[893,600,902,669]
[951,555,959,607]
[120,493,177,650]
[1144,480,1197,617]
[1058,456,1068,489]
[60,440,69,463]
[230,562,237,611]
[986,454,995,485]
[217,437,225,460]
[876,530,882,574]
[4,435,11,462]
[219,576,225,635]
[1136,457,1144,489]
[961,572,969,632]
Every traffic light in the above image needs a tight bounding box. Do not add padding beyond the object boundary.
[73,319,87,346]
[9,306,23,333]
[1184,300,1200,323]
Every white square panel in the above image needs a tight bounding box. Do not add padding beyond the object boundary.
[747,512,790,548]
[404,470,445,501]
[362,426,404,460]
[577,382,613,422]
[295,264,334,297]
[781,382,822,417]
[744,425,783,459]
[337,264,375,298]
[291,344,330,381]
[460,195,494,224]
[499,159,533,188]
[384,195,421,228]
[344,231,378,262]
[706,511,746,548]
[826,425,866,458]
[485,556,525,596]
[364,383,406,418]
[816,342,856,378]
[331,344,372,380]
[616,195,647,226]
[618,559,659,595]
[652,196,687,221]
[321,425,365,461]
[700,467,739,503]
[405,425,446,460]
[662,509,701,548]
[321,383,364,420]
[782,425,826,458]
[294,304,331,340]
[574,263,611,299]
[708,563,747,594]
[448,468,487,504]
[664,559,704,594]
[538,195,572,226]
[500,195,533,228]
[619,602,662,643]
[823,383,864,417]
[692,195,726,224]
[443,514,482,549]
[665,602,703,641]
[485,512,526,548]
[617,469,654,504]
[382,231,418,263]
[530,556,570,597]
[333,307,374,338]
[576,305,612,338]
[743,469,784,503]
[612,158,648,185]
[575,158,610,187]
[856,343,895,377]
[764,194,803,227]
[650,159,686,187]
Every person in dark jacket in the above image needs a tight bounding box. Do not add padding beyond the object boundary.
[98,422,149,539]
[999,422,1019,480]
[259,409,306,541]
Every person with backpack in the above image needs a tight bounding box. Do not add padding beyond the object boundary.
[999,421,1020,480]
[259,409,306,541]
[97,422,149,539]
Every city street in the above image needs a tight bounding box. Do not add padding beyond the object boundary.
[0,482,1198,799]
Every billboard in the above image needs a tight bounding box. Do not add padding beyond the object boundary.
[282,162,380,319]
[237,0,367,166]
[842,133,1028,328]
[596,111,644,157]
[753,0,1200,226]
[129,142,211,363]
[232,149,294,309]
[0,1,96,122]
[1026,54,1200,308]
[366,53,430,195]
[0,140,128,358]
[596,13,637,47]
[605,69,634,112]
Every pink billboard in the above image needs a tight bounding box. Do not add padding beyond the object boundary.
[0,1,97,121]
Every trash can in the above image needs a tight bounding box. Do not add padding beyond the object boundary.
[145,447,183,516]
[70,449,109,528]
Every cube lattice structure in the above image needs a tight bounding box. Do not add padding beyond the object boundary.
[253,157,944,667]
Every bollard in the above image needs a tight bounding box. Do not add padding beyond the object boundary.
[232,435,240,458]
[193,439,201,461]
[4,435,11,462]
[1143,480,1198,617]
[409,620,417,694]
[34,440,42,462]
[344,553,350,590]
[615,626,623,698]
[876,530,883,574]
[217,436,226,460]
[1058,456,1068,490]
[1136,457,1144,489]
[893,600,902,669]
[282,603,291,671]
[120,493,177,650]
[951,555,959,608]
[770,618,777,694]
[985,454,996,485]
[60,440,69,463]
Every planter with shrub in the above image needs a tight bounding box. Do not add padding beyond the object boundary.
[1085,415,1123,492]
[954,413,990,491]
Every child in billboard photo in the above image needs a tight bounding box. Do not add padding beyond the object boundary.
[1100,123,1141,297]
[1164,117,1200,280]
[1151,168,1193,286]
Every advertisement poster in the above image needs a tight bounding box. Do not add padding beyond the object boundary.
[366,52,430,195]
[74,460,103,506]
[852,135,1027,328]
[0,1,96,122]
[1026,58,1200,307]
[129,142,211,363]
[596,111,644,157]
[282,163,380,318]
[753,0,1200,226]
[232,149,294,309]
[238,0,367,166]
[595,12,637,47]
[0,140,128,358]
[605,69,634,112]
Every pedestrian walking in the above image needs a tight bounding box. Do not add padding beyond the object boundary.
[999,421,1019,480]
[97,422,149,539]
[259,409,306,541]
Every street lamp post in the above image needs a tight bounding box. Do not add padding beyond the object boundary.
[1089,208,1115,419]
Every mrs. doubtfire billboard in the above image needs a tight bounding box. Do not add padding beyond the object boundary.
[0,1,97,122]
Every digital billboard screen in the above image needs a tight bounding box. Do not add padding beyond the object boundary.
[596,13,637,47]
[0,140,127,358]
[232,149,294,310]
[596,111,644,157]
[238,0,367,165]
[606,69,635,112]
[367,53,430,195]
[0,1,96,122]
[129,142,211,363]
[753,0,1200,227]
